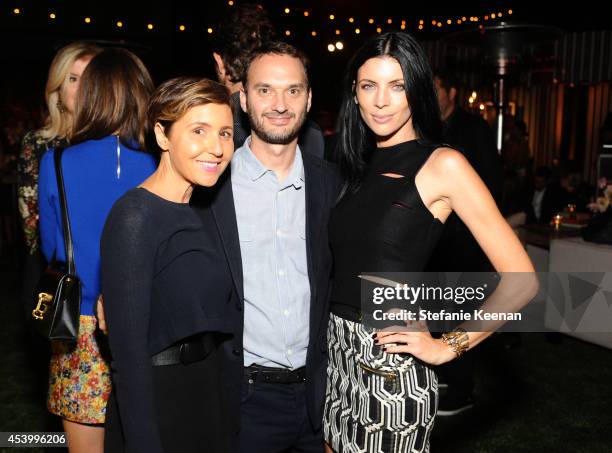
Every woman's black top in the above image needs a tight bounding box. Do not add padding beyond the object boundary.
[329,140,445,310]
[101,187,235,453]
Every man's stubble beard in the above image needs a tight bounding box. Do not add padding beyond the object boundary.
[247,98,308,145]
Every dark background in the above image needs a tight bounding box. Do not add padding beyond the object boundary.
[1,0,608,118]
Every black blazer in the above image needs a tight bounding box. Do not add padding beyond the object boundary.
[191,151,341,434]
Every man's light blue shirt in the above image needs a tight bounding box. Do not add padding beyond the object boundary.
[231,137,310,369]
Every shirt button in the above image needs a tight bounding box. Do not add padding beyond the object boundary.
[287,349,293,355]
[278,270,285,277]
[276,229,282,236]
[283,309,289,316]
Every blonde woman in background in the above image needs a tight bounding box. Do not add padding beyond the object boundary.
[17,42,101,308]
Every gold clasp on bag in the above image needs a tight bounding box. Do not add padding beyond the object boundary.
[32,293,53,320]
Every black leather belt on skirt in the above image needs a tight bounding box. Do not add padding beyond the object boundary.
[330,302,363,323]
[151,333,217,366]
[244,364,306,384]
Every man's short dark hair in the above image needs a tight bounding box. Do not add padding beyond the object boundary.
[211,4,277,83]
[242,41,310,88]
[433,67,462,92]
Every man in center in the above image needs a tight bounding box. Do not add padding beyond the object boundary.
[193,41,340,452]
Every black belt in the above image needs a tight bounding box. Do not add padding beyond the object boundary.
[151,333,217,366]
[330,302,363,323]
[244,364,306,384]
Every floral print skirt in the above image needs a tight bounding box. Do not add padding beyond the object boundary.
[47,315,111,424]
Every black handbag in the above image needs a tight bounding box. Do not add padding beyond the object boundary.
[31,148,81,341]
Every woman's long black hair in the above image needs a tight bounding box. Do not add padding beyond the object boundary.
[334,32,443,196]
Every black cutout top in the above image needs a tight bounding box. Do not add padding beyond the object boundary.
[329,139,445,309]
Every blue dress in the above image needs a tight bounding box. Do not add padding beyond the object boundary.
[38,135,157,316]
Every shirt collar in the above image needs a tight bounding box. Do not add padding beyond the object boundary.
[235,136,304,189]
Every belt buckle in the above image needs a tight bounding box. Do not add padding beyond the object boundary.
[179,341,203,365]
[247,366,259,384]
[179,342,190,365]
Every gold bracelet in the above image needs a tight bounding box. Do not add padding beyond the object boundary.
[441,328,469,358]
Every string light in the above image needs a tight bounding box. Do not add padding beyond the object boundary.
[327,44,335,52]
[228,0,234,5]
[335,41,344,50]
[7,7,512,37]
[479,104,485,111]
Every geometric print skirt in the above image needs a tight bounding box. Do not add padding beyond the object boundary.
[323,313,438,453]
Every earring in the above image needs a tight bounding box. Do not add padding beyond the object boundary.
[56,99,67,113]
[354,97,358,105]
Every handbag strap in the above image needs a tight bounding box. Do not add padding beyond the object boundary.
[53,148,76,275]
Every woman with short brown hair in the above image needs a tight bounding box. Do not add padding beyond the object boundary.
[101,76,237,452]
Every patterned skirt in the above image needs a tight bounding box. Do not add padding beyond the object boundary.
[47,315,111,424]
[323,313,438,453]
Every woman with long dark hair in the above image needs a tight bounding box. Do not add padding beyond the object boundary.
[324,32,537,452]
